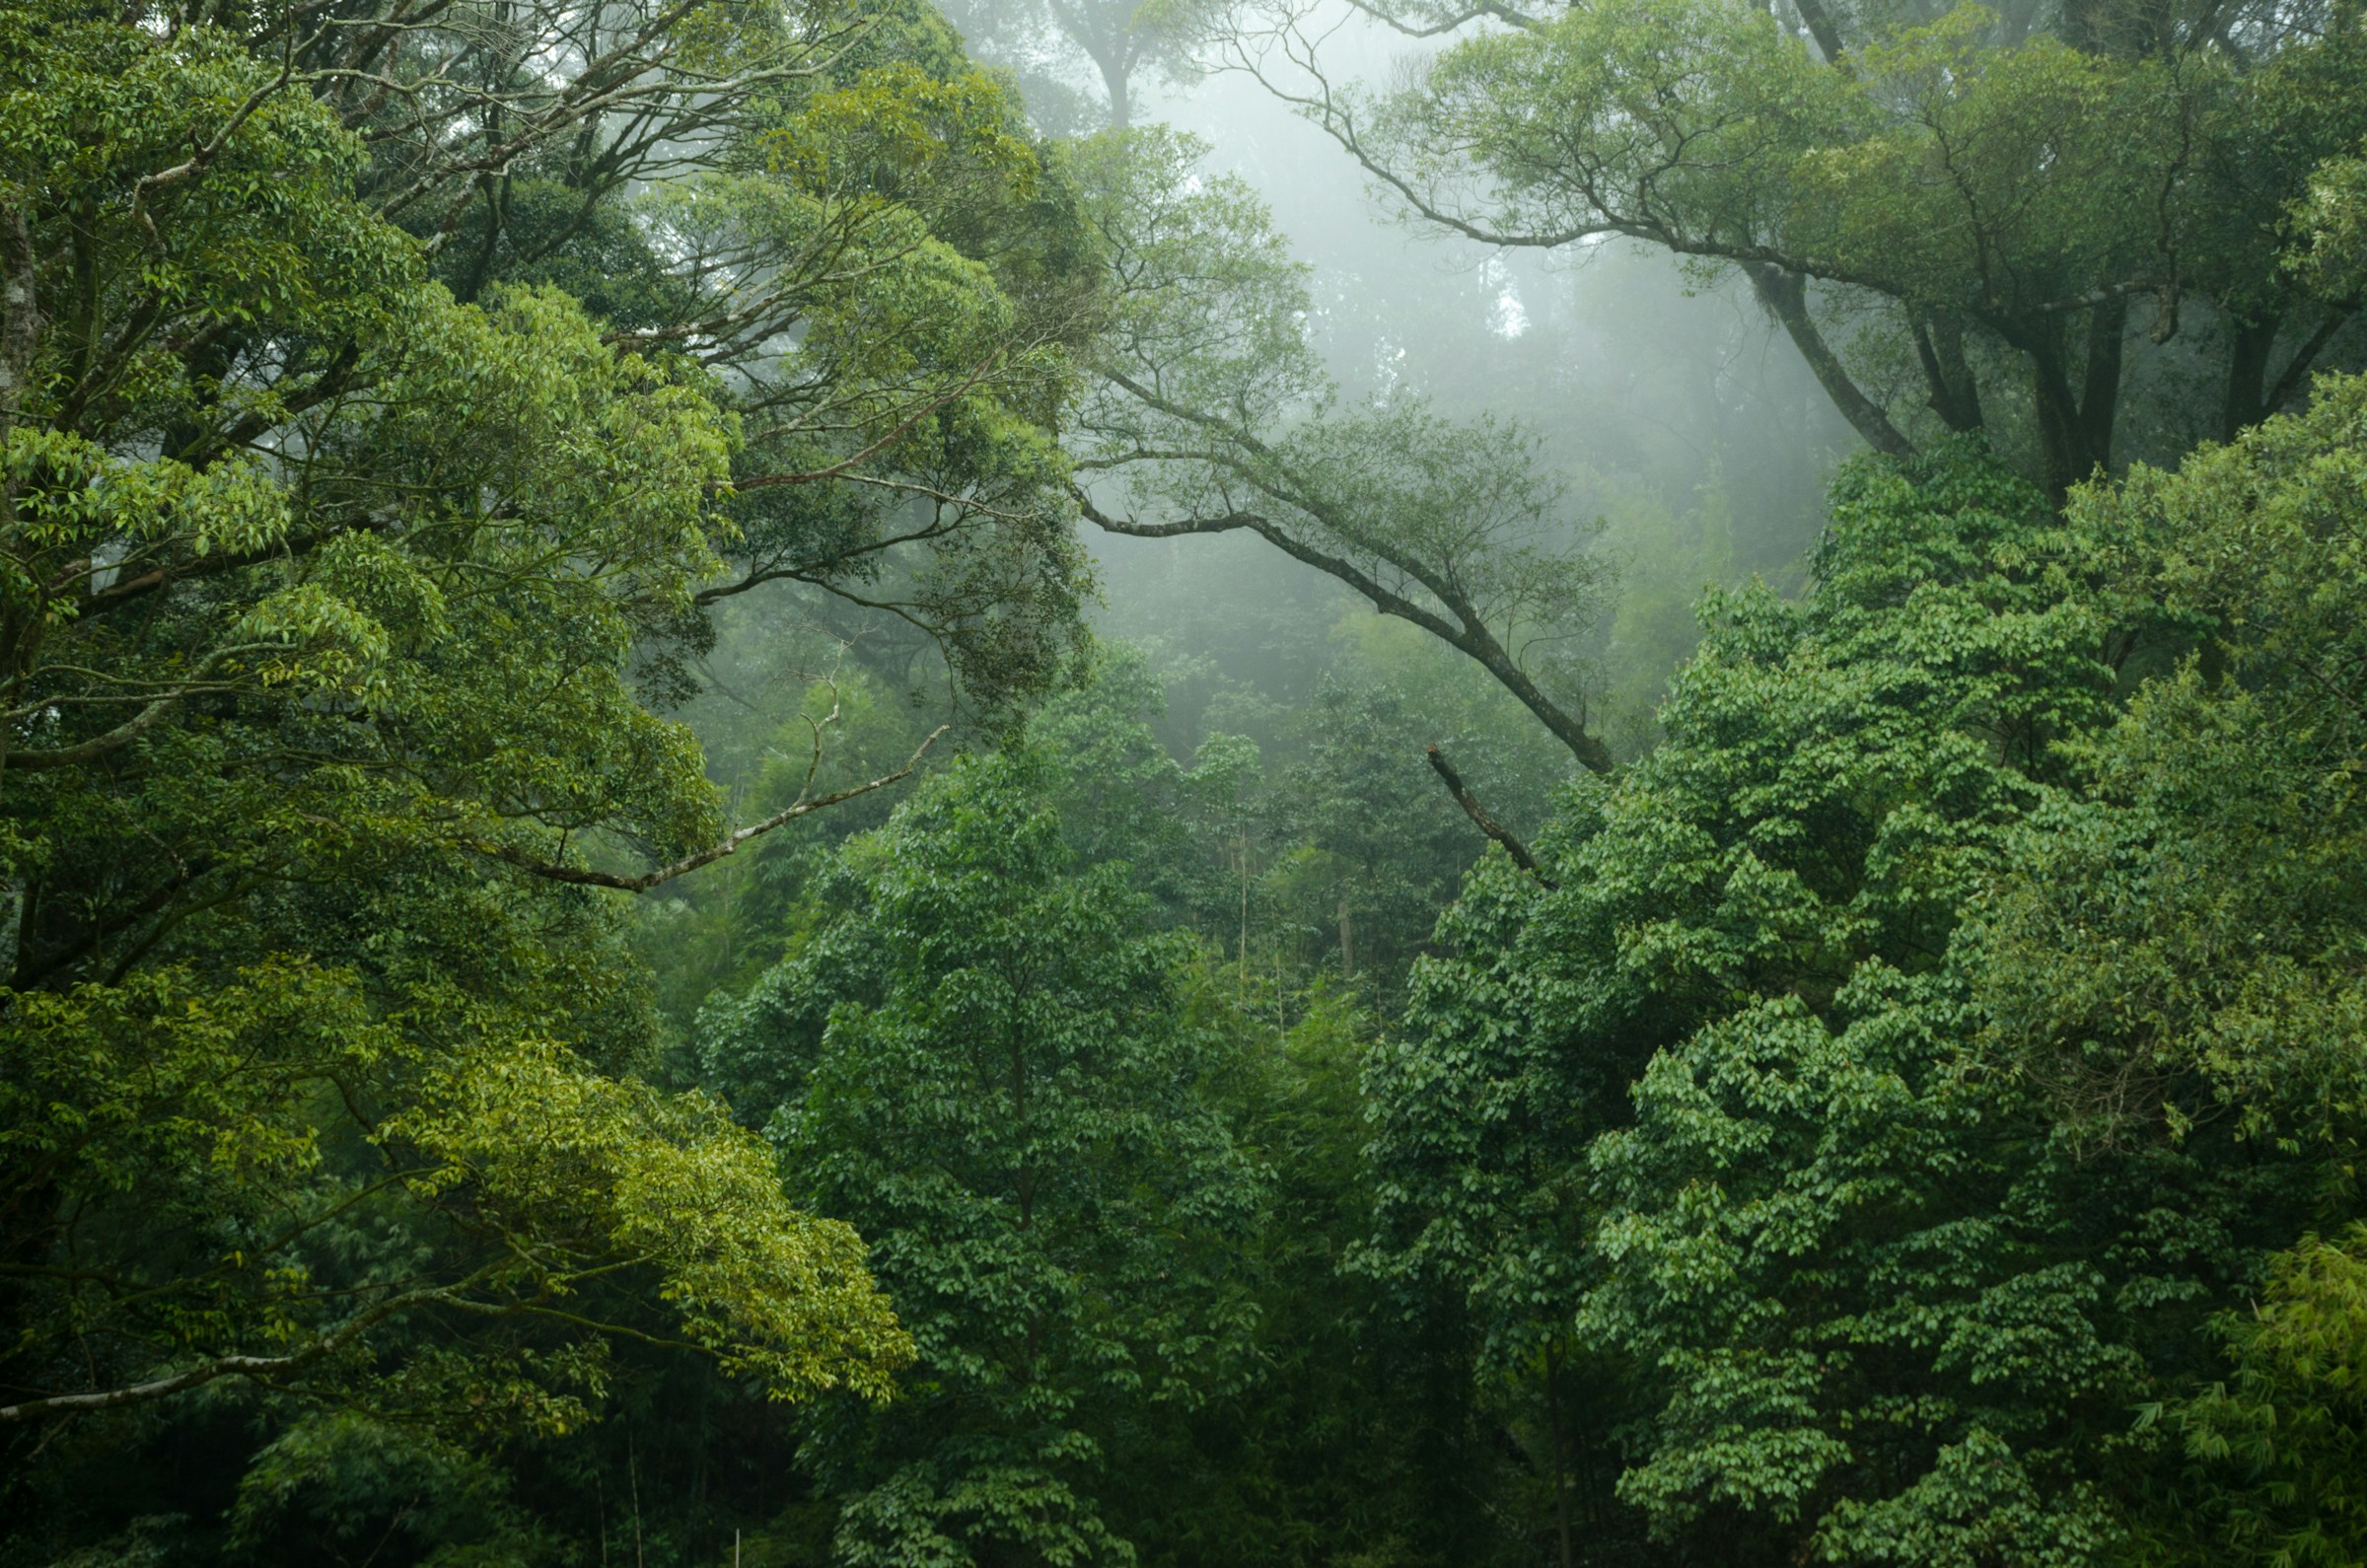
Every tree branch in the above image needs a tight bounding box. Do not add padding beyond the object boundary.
[0,1283,454,1424]
[8,691,185,772]
[1747,265,1912,459]
[473,726,947,891]
[1075,477,1614,775]
[1426,744,1553,887]
[2261,307,2355,418]
[1789,0,1848,60]
[725,351,1009,493]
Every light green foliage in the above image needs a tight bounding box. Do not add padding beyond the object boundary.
[2294,143,2367,303]
[2155,1227,2367,1566]
[0,0,1014,1543]
[1968,372,2367,1563]
[1,960,909,1421]
[1069,126,1319,435]
[699,748,1262,1563]
[663,52,1099,711]
[16,0,2367,1553]
[397,1036,908,1402]
[1972,372,2367,1160]
[1790,18,2188,312]
[1378,0,1857,262]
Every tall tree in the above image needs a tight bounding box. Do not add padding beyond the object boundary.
[1218,0,2367,497]
[1361,382,2367,1559]
[0,0,1109,1552]
[698,750,1263,1564]
[939,0,1219,128]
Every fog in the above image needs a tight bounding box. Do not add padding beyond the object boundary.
[940,0,1860,770]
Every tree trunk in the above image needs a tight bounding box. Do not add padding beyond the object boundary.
[1749,265,1913,460]
[2076,293,2127,471]
[1094,50,1132,130]
[1547,1342,1575,1568]
[2024,327,2090,505]
[1789,0,1846,58]
[1911,313,1985,433]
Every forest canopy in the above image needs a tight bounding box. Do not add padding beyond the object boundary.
[2,0,2366,1562]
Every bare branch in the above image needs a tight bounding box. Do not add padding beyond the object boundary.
[1426,744,1554,887]
[474,726,948,891]
[1077,487,1614,773]
[0,1284,454,1425]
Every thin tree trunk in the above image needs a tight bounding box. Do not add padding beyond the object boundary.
[1547,1342,1575,1568]
[628,1432,644,1568]
[1238,822,1250,1000]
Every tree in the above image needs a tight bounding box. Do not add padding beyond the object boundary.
[1217,0,2367,498]
[1069,128,1619,772]
[0,0,913,1434]
[1357,429,2367,1561]
[697,750,1264,1564]
[938,0,1220,130]
[2000,369,2367,1564]
[0,0,1109,1552]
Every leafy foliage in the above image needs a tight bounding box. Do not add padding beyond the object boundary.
[700,749,1262,1563]
[1237,0,2367,493]
[12,0,2367,1559]
[0,0,1095,1555]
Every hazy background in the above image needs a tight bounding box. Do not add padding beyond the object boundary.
[962,1,1863,758]
[641,4,1869,1019]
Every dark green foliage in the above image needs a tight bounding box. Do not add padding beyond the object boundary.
[702,749,1263,1562]
[1361,391,2367,1563]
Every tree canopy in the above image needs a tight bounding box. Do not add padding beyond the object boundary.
[10,0,2367,1561]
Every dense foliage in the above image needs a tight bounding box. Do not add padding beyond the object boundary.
[8,0,2367,1562]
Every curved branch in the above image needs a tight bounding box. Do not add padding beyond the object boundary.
[2262,307,2356,418]
[724,349,1011,493]
[9,642,294,774]
[9,690,186,771]
[1337,0,1552,36]
[1078,489,1614,773]
[0,1282,458,1425]
[1747,264,1912,458]
[474,725,947,891]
